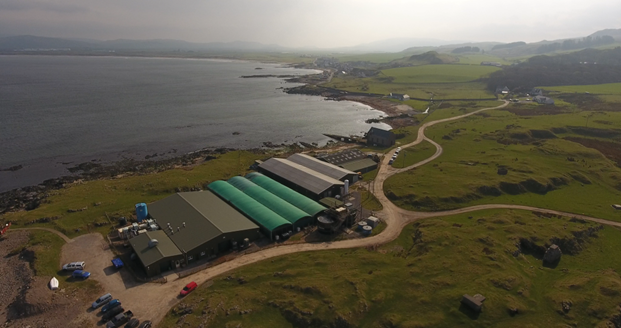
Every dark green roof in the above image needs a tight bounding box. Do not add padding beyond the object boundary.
[227,176,310,227]
[130,230,182,267]
[246,172,326,217]
[340,158,378,172]
[208,181,292,234]
[148,191,258,254]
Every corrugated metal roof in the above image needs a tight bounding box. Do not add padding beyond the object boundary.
[340,158,378,173]
[130,230,182,267]
[246,172,326,217]
[227,176,311,227]
[317,149,367,165]
[208,180,292,234]
[287,153,356,181]
[179,192,259,233]
[259,158,343,195]
[148,191,258,254]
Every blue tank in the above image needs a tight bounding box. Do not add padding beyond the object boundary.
[135,203,148,222]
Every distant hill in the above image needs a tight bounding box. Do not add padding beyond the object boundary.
[0,35,287,52]
[590,29,621,40]
[486,47,621,91]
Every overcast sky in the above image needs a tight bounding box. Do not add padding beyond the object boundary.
[1,0,619,48]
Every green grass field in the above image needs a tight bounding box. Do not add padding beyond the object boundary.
[391,140,436,168]
[384,108,621,221]
[541,83,621,95]
[3,151,264,238]
[455,54,511,65]
[159,209,621,328]
[381,65,500,84]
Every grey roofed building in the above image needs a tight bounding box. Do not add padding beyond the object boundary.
[461,294,486,312]
[533,95,555,105]
[366,127,396,147]
[258,158,344,200]
[287,153,358,182]
[147,191,260,266]
[130,230,183,277]
[340,157,378,173]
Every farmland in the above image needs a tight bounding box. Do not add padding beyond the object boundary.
[160,209,621,328]
[382,65,500,84]
[542,83,621,95]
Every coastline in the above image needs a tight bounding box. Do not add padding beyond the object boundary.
[0,55,403,216]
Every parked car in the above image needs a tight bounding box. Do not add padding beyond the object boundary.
[92,293,113,309]
[101,306,124,322]
[62,261,85,271]
[388,159,394,165]
[101,299,121,313]
[180,281,197,296]
[71,270,91,279]
[138,321,152,328]
[106,310,133,328]
[124,318,139,328]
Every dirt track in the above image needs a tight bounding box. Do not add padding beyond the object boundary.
[15,100,621,326]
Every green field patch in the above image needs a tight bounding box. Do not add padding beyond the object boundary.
[385,109,621,221]
[381,64,500,84]
[455,54,511,65]
[392,140,436,168]
[159,209,621,327]
[541,83,621,95]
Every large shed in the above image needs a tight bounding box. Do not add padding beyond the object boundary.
[130,230,183,277]
[208,180,293,240]
[246,172,326,217]
[258,158,344,200]
[288,153,358,183]
[146,191,261,267]
[227,176,313,229]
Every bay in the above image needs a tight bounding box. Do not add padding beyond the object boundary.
[0,55,389,191]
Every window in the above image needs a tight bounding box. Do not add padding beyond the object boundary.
[200,251,206,257]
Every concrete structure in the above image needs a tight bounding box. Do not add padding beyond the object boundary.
[543,244,562,264]
[366,216,380,228]
[287,153,358,183]
[132,191,261,276]
[533,95,555,105]
[389,93,410,101]
[461,294,486,312]
[366,127,396,147]
[258,158,344,200]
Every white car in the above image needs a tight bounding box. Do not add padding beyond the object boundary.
[62,261,85,271]
[92,293,113,309]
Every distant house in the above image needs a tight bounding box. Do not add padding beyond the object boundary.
[366,127,395,147]
[461,294,486,312]
[530,88,544,96]
[495,86,510,94]
[533,96,555,105]
[481,61,502,67]
[389,93,410,101]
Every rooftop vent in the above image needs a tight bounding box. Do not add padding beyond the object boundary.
[148,239,159,248]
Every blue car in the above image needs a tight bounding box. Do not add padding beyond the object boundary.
[72,270,91,279]
[101,299,121,313]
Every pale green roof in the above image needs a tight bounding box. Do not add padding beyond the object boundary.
[340,158,378,172]
[130,230,182,267]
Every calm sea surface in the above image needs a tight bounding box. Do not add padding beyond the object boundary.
[0,55,389,191]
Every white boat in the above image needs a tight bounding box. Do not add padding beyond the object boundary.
[49,277,59,290]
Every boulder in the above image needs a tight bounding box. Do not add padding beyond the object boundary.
[543,244,562,264]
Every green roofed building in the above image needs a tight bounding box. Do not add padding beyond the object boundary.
[246,172,326,217]
[208,180,293,240]
[227,176,313,229]
[134,191,261,276]
[130,230,183,277]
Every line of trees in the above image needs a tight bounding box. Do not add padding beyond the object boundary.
[451,46,480,54]
[486,47,621,91]
[492,42,526,50]
[536,35,615,54]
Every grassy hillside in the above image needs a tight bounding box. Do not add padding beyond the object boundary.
[2,151,263,238]
[541,83,621,95]
[384,107,621,221]
[159,209,621,327]
[382,65,499,84]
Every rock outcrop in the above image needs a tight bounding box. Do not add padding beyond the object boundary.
[543,244,562,264]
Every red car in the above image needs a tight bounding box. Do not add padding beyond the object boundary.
[180,281,197,296]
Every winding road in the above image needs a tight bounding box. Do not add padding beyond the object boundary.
[15,100,621,326]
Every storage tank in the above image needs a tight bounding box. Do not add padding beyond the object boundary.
[344,180,349,195]
[135,203,148,222]
[362,225,373,236]
[357,221,368,231]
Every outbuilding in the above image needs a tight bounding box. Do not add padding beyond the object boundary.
[366,127,395,147]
